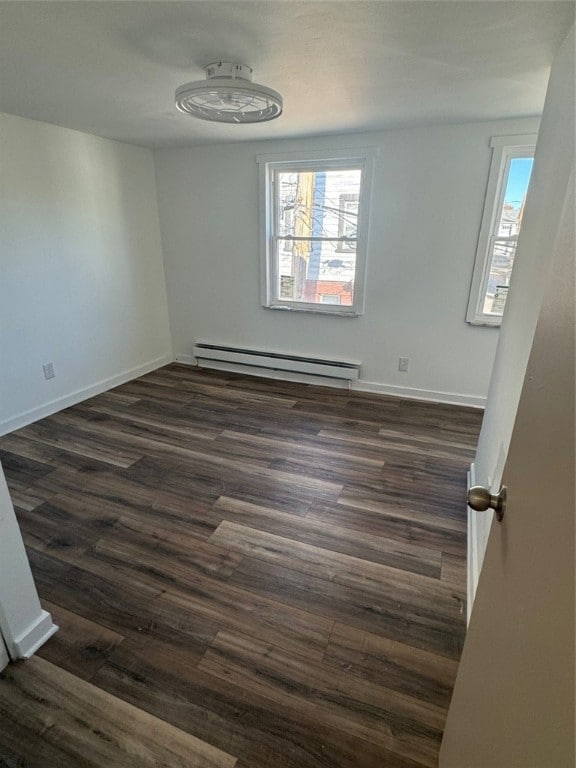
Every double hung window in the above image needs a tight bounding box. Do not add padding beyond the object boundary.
[467,135,536,325]
[258,149,375,316]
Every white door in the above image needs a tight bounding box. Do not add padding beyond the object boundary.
[439,170,574,766]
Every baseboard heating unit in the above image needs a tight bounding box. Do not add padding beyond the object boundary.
[192,343,361,382]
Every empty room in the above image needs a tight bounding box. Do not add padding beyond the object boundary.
[0,2,574,767]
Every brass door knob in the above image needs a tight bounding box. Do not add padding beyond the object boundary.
[467,485,506,522]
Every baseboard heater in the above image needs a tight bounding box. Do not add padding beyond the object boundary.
[193,343,361,381]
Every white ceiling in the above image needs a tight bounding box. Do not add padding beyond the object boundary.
[0,1,573,148]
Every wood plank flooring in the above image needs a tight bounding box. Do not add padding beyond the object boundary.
[0,364,482,768]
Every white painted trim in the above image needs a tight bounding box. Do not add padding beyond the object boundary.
[0,636,9,672]
[174,355,485,408]
[466,134,537,326]
[257,148,377,317]
[174,355,197,366]
[489,134,538,149]
[352,380,486,408]
[0,463,59,663]
[467,462,480,625]
[0,353,173,436]
[11,610,58,659]
[256,147,380,165]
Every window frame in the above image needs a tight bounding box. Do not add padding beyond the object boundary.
[257,148,376,317]
[466,134,537,326]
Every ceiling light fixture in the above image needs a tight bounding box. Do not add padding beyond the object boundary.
[175,62,283,124]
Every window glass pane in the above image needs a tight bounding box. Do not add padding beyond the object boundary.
[275,168,361,307]
[496,157,533,237]
[483,156,533,316]
[483,238,517,315]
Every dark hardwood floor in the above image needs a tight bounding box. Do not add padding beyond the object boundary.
[0,364,482,768]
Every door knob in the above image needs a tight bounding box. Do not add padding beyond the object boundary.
[467,485,506,522]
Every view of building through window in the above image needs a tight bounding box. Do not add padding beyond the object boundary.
[275,168,361,307]
[483,156,534,315]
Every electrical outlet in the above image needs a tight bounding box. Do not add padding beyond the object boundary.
[398,357,410,372]
[43,362,55,380]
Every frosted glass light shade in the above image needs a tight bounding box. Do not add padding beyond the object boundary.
[175,62,283,124]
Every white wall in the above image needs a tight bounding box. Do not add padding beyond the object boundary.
[154,117,539,406]
[469,26,575,589]
[0,113,172,433]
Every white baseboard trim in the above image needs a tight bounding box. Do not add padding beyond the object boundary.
[0,353,173,436]
[467,462,480,626]
[353,380,486,409]
[11,610,58,660]
[174,355,196,366]
[176,355,486,408]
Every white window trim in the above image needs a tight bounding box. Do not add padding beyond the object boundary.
[466,134,537,326]
[257,148,376,317]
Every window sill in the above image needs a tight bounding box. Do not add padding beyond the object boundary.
[467,317,502,328]
[264,303,361,317]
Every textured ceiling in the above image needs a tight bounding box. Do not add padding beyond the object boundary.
[0,1,573,147]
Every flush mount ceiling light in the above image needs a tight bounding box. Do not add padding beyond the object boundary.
[175,62,283,124]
